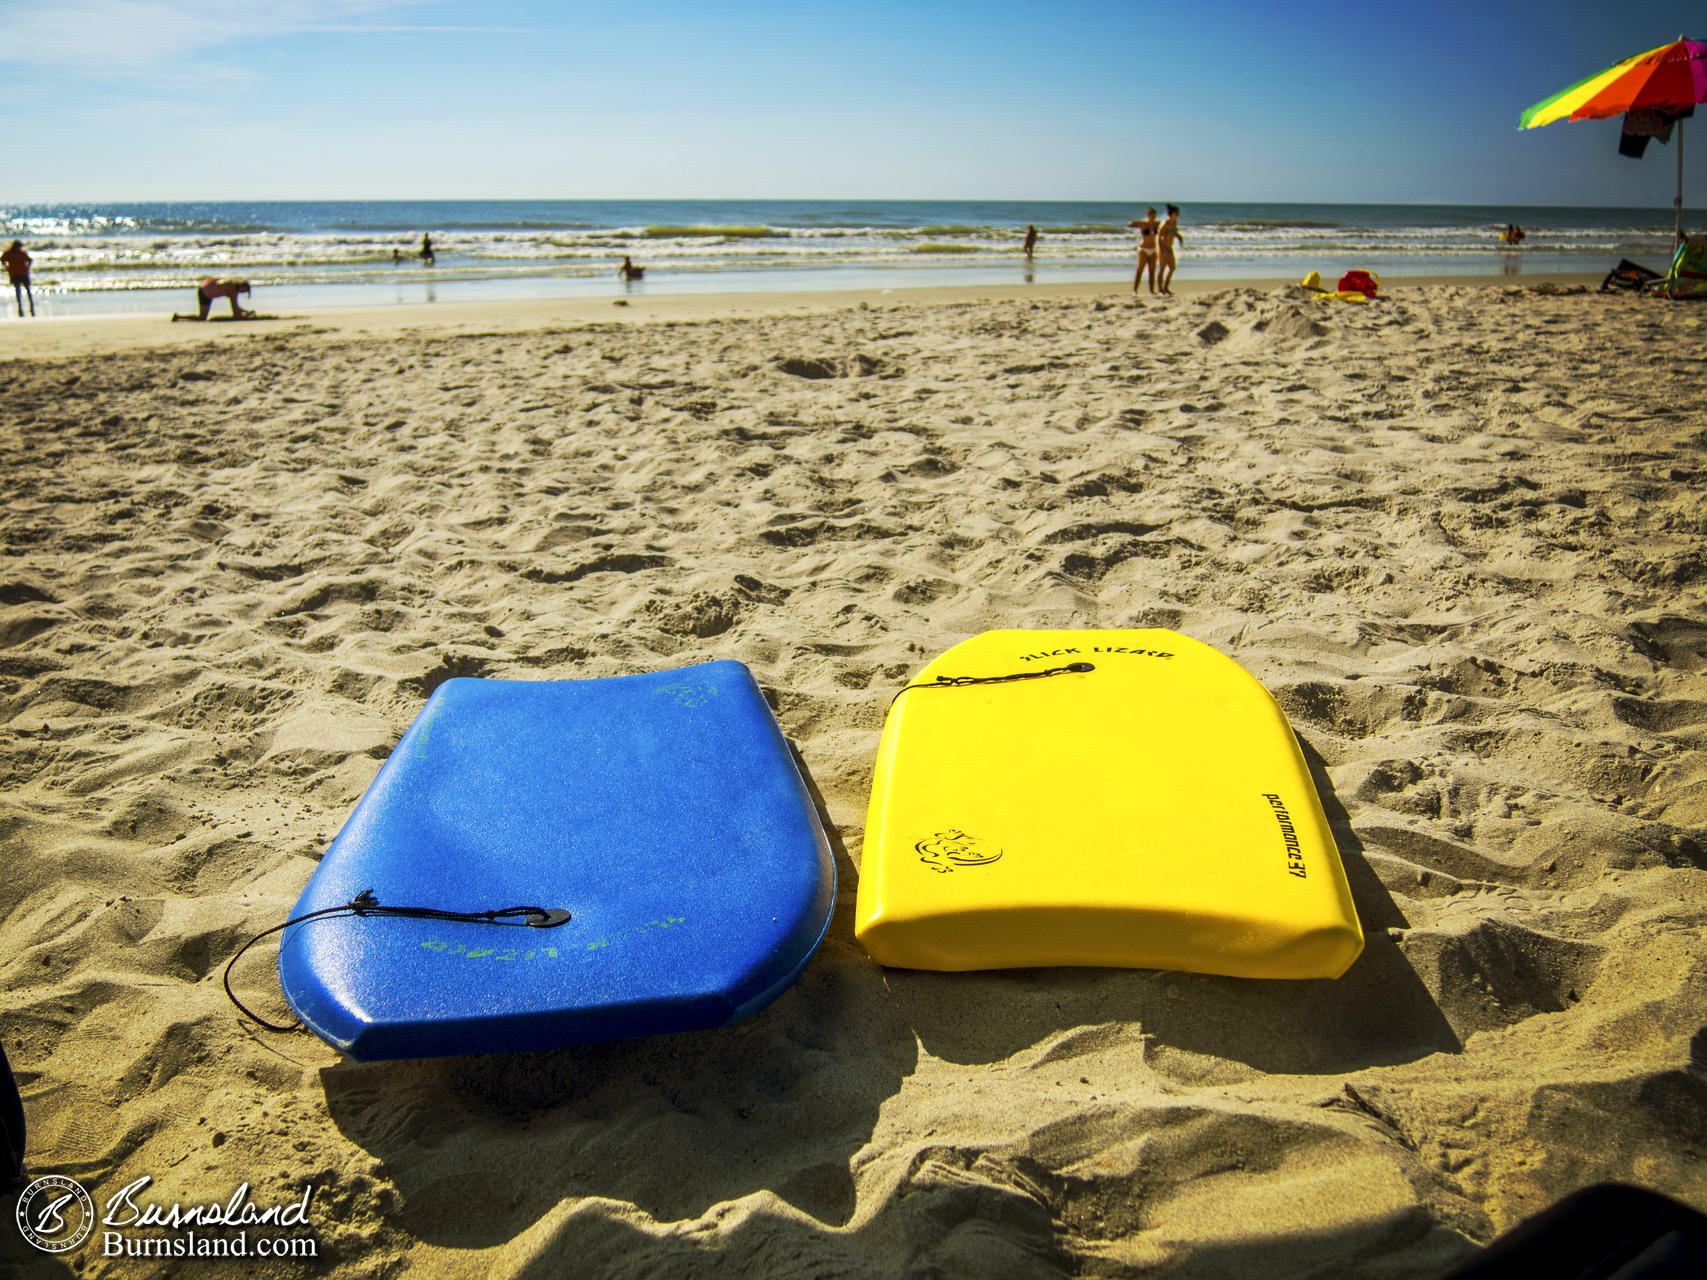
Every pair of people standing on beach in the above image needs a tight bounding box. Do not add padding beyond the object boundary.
[1129,205,1182,295]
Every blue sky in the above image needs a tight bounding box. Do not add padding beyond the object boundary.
[1,0,1702,205]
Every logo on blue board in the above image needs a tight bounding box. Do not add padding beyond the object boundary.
[657,682,717,708]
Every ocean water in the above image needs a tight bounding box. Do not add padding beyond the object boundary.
[2,199,1695,318]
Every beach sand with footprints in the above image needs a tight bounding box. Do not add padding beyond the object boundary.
[4,279,1705,1276]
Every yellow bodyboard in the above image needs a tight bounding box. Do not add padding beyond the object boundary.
[854,630,1364,978]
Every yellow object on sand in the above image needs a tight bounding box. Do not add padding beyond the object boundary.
[1300,270,1324,291]
[854,629,1365,978]
[1313,290,1370,303]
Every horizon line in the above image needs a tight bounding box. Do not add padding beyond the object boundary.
[4,196,1700,212]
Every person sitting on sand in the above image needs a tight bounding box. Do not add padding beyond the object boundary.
[172,278,253,322]
[3,240,34,317]
[1158,204,1184,295]
[618,256,645,281]
[1128,208,1160,294]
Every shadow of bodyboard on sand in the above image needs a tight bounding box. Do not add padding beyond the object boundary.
[320,747,917,1249]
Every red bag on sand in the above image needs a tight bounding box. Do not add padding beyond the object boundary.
[1338,270,1379,299]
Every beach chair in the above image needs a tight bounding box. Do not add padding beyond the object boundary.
[1647,235,1707,299]
[1601,258,1662,292]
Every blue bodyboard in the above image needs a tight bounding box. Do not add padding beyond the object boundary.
[277,661,835,1061]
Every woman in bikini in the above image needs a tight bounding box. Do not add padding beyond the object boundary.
[1158,204,1183,295]
[1128,208,1160,294]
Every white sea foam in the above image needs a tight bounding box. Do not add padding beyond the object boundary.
[1,200,1683,299]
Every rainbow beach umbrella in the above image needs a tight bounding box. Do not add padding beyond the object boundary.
[1520,37,1707,246]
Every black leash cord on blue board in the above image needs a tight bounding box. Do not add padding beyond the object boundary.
[222,890,572,1033]
[887,661,1095,711]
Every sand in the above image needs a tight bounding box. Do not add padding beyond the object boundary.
[3,276,1704,1278]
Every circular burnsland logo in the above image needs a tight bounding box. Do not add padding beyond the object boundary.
[15,1174,96,1253]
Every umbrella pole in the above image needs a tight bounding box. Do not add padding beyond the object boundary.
[1677,117,1685,249]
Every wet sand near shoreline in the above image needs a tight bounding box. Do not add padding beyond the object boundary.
[3,277,1704,1278]
[3,271,1601,360]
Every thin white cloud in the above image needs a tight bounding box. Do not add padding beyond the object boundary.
[0,1,523,71]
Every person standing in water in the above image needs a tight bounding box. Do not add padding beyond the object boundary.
[1128,208,1160,294]
[1157,204,1184,295]
[420,233,436,265]
[3,240,34,317]
[1022,224,1038,259]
